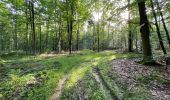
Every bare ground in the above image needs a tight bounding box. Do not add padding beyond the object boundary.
[110,58,170,100]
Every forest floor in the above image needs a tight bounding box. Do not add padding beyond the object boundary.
[0,50,170,100]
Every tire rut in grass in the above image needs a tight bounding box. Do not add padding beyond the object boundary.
[50,75,68,100]
[92,67,122,100]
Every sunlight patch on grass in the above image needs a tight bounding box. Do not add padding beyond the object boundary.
[66,66,91,88]
[8,73,34,86]
[109,55,116,60]
[65,56,103,89]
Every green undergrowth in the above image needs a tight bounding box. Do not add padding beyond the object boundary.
[60,73,106,100]
[98,64,152,99]
[0,50,141,100]
[136,72,170,86]
[97,59,170,99]
[59,51,141,100]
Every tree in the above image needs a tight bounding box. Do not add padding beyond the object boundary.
[29,0,36,55]
[150,0,167,54]
[155,0,170,48]
[128,0,133,52]
[137,0,153,62]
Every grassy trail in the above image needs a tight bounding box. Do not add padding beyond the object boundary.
[0,50,146,100]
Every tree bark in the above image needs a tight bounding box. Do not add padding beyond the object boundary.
[128,0,133,52]
[29,1,36,55]
[66,0,73,54]
[137,0,153,61]
[14,7,18,50]
[46,19,49,50]
[76,23,79,51]
[39,20,42,53]
[155,0,170,47]
[93,24,96,51]
[25,1,29,54]
[58,22,62,53]
[97,22,100,52]
[150,0,167,54]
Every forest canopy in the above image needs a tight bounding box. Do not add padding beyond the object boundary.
[0,0,170,60]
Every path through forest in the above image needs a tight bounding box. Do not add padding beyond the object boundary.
[51,58,170,100]
[1,51,170,100]
[50,75,68,100]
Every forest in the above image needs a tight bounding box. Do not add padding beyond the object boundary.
[0,0,170,99]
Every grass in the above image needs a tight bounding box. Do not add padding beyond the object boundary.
[0,50,142,100]
[59,51,142,100]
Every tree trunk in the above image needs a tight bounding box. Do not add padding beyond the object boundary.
[155,0,170,47]
[29,1,36,55]
[135,31,138,51]
[58,22,62,53]
[39,22,42,53]
[76,23,79,51]
[46,19,49,50]
[14,8,18,50]
[137,0,153,61]
[93,25,96,51]
[25,1,29,54]
[150,0,167,54]
[69,20,73,54]
[107,21,110,49]
[128,0,133,52]
[97,22,100,52]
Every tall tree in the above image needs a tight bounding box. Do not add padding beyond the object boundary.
[150,0,167,54]
[128,0,133,52]
[29,0,36,55]
[76,22,80,51]
[137,0,153,62]
[155,0,170,47]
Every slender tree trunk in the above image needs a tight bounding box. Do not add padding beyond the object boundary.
[67,19,72,54]
[25,2,29,54]
[54,21,57,52]
[137,0,153,61]
[69,20,73,54]
[112,31,114,49]
[135,31,138,51]
[58,22,62,53]
[128,0,133,52]
[108,21,110,40]
[128,30,133,52]
[30,1,36,55]
[76,23,79,51]
[68,3,74,54]
[39,22,42,53]
[28,2,32,54]
[54,0,58,52]
[97,22,100,52]
[54,21,58,52]
[155,0,170,47]
[46,19,49,50]
[14,7,18,50]
[150,0,167,54]
[107,21,110,49]
[54,21,57,51]
[93,25,96,51]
